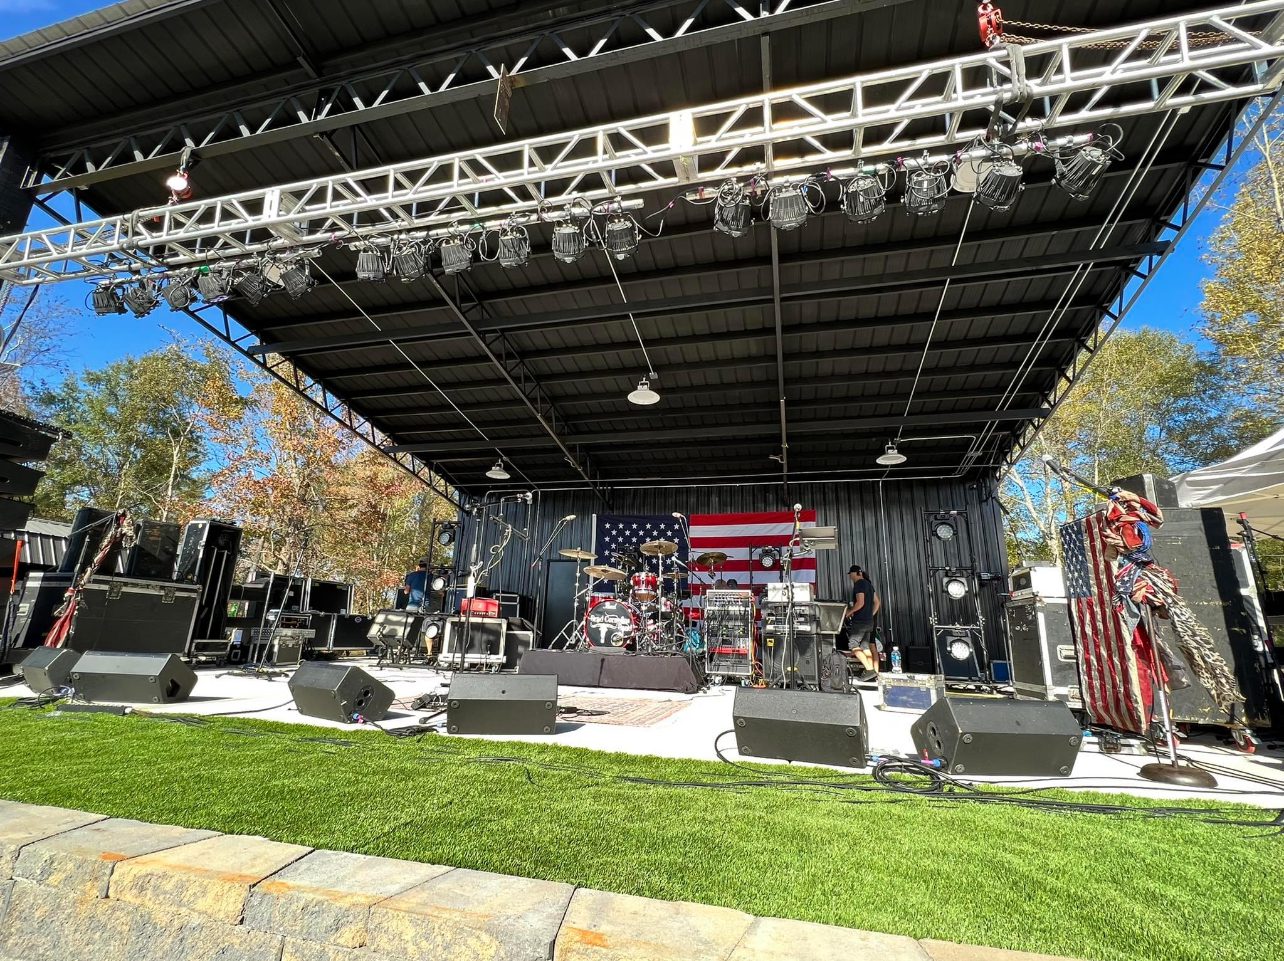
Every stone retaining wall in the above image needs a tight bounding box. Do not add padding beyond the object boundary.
[0,800,1077,961]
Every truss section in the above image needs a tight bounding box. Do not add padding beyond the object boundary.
[29,0,864,192]
[1,1,1282,285]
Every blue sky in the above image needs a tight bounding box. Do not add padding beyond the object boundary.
[0,0,1250,384]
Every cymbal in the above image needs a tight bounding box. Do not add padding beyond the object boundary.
[640,539,678,557]
[585,565,628,581]
[559,548,596,561]
[663,571,686,579]
[694,551,728,566]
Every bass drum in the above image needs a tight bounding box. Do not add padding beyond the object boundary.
[583,598,639,648]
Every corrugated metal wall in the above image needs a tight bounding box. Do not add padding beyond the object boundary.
[457,478,1011,661]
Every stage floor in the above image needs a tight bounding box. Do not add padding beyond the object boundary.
[8,659,1283,808]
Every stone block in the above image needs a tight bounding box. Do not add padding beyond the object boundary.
[730,917,930,960]
[0,878,143,961]
[246,848,449,947]
[14,818,218,899]
[124,908,284,961]
[282,937,409,961]
[0,881,11,927]
[369,867,574,961]
[0,801,105,879]
[554,888,753,961]
[919,939,1084,961]
[109,833,311,924]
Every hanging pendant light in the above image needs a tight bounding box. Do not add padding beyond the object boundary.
[486,459,511,481]
[876,442,907,466]
[628,373,660,406]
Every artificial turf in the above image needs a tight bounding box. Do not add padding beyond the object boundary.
[0,703,1278,961]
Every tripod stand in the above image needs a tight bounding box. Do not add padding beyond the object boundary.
[549,551,592,650]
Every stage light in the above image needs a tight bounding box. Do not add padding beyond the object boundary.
[903,160,950,216]
[1055,126,1123,201]
[946,634,975,663]
[196,269,232,303]
[713,181,752,238]
[122,278,161,318]
[355,247,385,282]
[551,222,587,264]
[278,259,313,299]
[164,147,200,198]
[162,274,196,309]
[766,183,812,231]
[944,575,970,600]
[429,570,452,593]
[842,171,889,224]
[436,524,457,547]
[604,215,640,260]
[234,269,270,306]
[876,442,907,466]
[932,519,957,541]
[91,283,125,315]
[758,547,781,570]
[392,241,427,281]
[974,156,1024,212]
[424,617,444,641]
[439,236,473,275]
[496,223,530,269]
[627,373,660,406]
[486,459,511,481]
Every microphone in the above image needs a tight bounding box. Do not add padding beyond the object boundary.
[562,514,577,522]
[1040,454,1061,472]
[672,512,685,519]
[793,503,802,512]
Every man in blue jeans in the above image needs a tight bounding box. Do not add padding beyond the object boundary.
[400,559,430,610]
[841,564,881,682]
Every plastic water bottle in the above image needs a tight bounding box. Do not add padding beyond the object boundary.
[890,645,903,674]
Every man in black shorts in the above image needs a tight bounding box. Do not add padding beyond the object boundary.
[841,564,881,682]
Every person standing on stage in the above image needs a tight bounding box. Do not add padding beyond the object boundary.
[400,558,430,610]
[843,564,882,682]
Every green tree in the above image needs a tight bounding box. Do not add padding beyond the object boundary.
[30,342,245,521]
[1003,328,1270,563]
[1201,103,1284,423]
[0,291,73,413]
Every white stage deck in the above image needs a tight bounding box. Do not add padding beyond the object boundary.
[9,659,1284,809]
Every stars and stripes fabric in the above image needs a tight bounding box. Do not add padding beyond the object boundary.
[687,510,817,597]
[1060,511,1150,734]
[591,514,689,585]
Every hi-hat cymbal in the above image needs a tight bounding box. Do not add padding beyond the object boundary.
[585,565,628,581]
[559,548,596,561]
[640,539,678,557]
[694,551,728,566]
[663,571,686,579]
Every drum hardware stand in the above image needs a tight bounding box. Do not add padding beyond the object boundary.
[1138,605,1217,788]
[550,549,593,650]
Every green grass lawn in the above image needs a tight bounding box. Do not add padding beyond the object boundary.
[0,704,1279,961]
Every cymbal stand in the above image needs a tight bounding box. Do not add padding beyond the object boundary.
[549,552,590,650]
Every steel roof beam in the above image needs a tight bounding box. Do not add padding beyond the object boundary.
[1,2,1277,284]
[385,408,1050,454]
[254,243,1151,360]
[28,0,889,192]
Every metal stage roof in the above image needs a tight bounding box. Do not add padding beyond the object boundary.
[1,1,1282,501]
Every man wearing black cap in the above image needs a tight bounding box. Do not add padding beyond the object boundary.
[842,564,881,682]
[401,558,430,611]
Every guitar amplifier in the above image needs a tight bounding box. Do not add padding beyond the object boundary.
[460,597,500,618]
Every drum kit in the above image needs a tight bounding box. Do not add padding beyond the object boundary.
[550,540,731,653]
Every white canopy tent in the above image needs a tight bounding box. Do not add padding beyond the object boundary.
[1174,426,1284,538]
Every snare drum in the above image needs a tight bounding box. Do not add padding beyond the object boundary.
[583,598,639,648]
[629,571,658,602]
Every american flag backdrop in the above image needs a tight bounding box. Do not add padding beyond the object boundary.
[687,510,817,596]
[1060,511,1151,734]
[592,514,689,590]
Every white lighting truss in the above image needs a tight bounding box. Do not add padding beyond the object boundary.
[0,2,1282,285]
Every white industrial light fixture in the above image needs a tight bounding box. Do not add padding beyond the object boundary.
[876,442,907,466]
[439,235,473,274]
[495,222,531,269]
[486,459,511,481]
[842,171,890,223]
[765,182,816,231]
[1055,124,1123,201]
[974,156,1024,211]
[392,240,427,281]
[551,221,588,263]
[903,159,950,216]
[355,247,386,281]
[713,180,753,238]
[628,372,661,406]
[604,215,641,260]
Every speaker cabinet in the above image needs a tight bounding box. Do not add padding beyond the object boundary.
[69,652,197,704]
[1108,473,1179,509]
[288,662,393,723]
[1005,596,1082,706]
[446,674,557,735]
[732,687,868,768]
[20,648,82,693]
[124,520,181,579]
[910,697,1082,777]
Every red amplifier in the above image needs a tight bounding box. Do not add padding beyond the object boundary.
[460,597,500,618]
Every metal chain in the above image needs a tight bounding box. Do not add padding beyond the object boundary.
[999,19,1251,51]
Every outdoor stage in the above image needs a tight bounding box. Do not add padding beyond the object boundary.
[7,659,1281,809]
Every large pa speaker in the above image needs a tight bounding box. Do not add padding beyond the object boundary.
[68,652,197,704]
[288,661,393,723]
[732,687,868,768]
[910,697,1082,777]
[123,520,181,580]
[20,648,82,693]
[446,674,557,735]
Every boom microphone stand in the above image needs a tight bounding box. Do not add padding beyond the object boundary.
[1042,456,1215,787]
